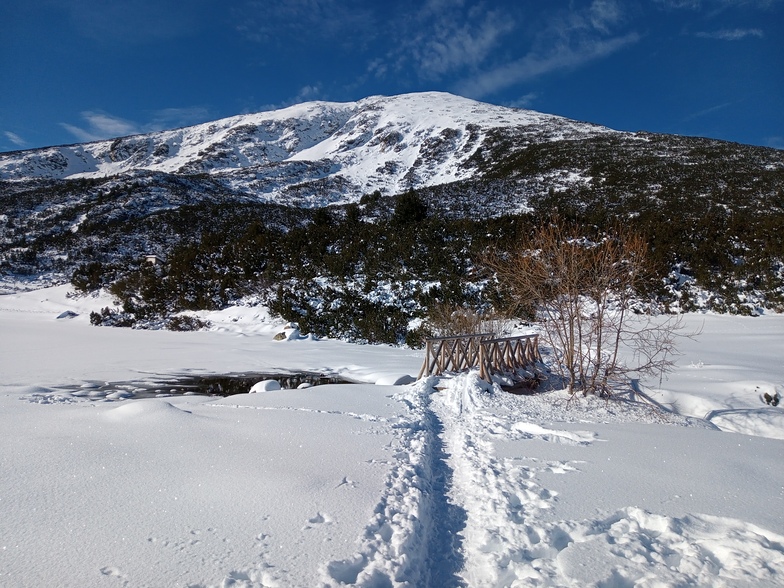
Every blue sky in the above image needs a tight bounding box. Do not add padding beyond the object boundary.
[1,0,782,152]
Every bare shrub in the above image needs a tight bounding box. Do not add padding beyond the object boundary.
[427,302,512,338]
[485,220,689,396]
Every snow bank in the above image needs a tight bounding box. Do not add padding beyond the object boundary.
[249,379,281,392]
[642,314,784,439]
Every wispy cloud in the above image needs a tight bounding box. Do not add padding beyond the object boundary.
[695,28,764,40]
[456,32,640,99]
[3,131,27,148]
[403,3,517,80]
[61,112,140,142]
[254,85,327,113]
[683,102,733,121]
[587,0,625,33]
[365,1,519,83]
[60,107,213,142]
[508,92,540,109]
[652,0,702,9]
[451,0,639,99]
[292,85,324,103]
[540,0,626,45]
[370,0,637,99]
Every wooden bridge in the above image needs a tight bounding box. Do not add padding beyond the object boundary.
[417,333,543,384]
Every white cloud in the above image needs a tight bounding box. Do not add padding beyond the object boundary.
[60,107,215,142]
[252,85,326,113]
[695,28,764,40]
[683,102,733,121]
[293,85,323,103]
[652,0,702,8]
[542,0,630,49]
[59,124,103,143]
[456,32,640,98]
[60,111,140,142]
[508,92,539,109]
[3,131,27,148]
[368,1,519,83]
[406,6,517,79]
[84,112,140,136]
[449,1,638,99]
[589,0,624,32]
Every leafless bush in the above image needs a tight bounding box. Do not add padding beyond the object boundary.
[485,220,691,396]
[427,302,512,338]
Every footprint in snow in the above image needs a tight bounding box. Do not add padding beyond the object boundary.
[99,566,126,579]
[336,476,358,489]
[304,512,333,529]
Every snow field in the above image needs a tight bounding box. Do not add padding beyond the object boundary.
[644,313,784,439]
[2,288,784,586]
[0,385,406,587]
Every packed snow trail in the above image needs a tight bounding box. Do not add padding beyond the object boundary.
[320,373,603,587]
[321,377,466,587]
[431,372,567,586]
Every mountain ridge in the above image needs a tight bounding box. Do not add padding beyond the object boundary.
[0,92,619,206]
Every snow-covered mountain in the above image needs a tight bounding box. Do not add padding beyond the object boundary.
[2,91,783,316]
[0,92,615,206]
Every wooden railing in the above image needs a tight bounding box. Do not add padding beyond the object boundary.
[478,335,541,382]
[417,333,494,380]
[418,333,542,383]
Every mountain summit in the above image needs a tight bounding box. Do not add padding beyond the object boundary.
[0,92,614,206]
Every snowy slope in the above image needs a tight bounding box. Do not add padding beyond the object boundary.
[0,92,614,204]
